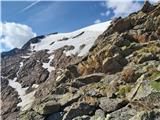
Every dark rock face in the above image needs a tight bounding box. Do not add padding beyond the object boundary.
[22,35,45,50]
[17,59,49,87]
[141,1,155,13]
[1,53,22,79]
[1,2,160,120]
[1,48,22,58]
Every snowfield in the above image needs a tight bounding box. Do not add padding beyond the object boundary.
[31,21,111,56]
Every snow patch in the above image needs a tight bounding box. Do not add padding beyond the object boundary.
[21,55,30,58]
[8,78,35,111]
[32,84,39,88]
[8,61,37,111]
[8,78,28,97]
[17,91,36,111]
[19,62,23,68]
[42,55,55,72]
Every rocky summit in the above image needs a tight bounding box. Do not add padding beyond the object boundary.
[1,1,160,120]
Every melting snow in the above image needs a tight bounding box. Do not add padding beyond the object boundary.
[8,78,28,98]
[8,61,37,111]
[32,84,39,88]
[42,55,55,72]
[17,91,36,111]
[21,55,30,58]
[19,62,23,68]
[31,21,111,56]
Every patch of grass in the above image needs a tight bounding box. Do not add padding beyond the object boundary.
[150,81,160,91]
[139,43,159,54]
[118,85,131,97]
[148,71,160,80]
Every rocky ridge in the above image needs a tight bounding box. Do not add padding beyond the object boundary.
[1,1,160,120]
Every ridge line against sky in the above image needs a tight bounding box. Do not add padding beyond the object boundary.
[1,0,158,52]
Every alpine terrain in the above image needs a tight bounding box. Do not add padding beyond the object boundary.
[1,1,160,120]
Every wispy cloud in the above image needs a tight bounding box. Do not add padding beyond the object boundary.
[20,0,40,12]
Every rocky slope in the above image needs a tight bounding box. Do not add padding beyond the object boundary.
[1,1,160,120]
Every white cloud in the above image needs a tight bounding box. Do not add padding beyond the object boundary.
[102,0,142,18]
[94,19,101,24]
[0,22,36,50]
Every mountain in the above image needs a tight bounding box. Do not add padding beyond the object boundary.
[1,1,160,120]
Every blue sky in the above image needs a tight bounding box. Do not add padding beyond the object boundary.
[2,1,113,35]
[1,0,148,52]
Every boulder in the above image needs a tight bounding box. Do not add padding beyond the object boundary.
[71,73,105,88]
[102,54,127,74]
[108,106,137,120]
[33,101,60,115]
[58,92,81,107]
[90,109,105,120]
[99,97,128,113]
[112,18,133,33]
[62,102,96,120]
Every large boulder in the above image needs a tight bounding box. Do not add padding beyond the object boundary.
[33,101,61,115]
[108,106,137,120]
[112,18,133,33]
[71,73,105,88]
[99,97,128,113]
[102,54,127,74]
[62,102,96,120]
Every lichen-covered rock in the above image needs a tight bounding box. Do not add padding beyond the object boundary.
[108,106,137,120]
[62,102,96,120]
[99,97,128,113]
[130,110,160,120]
[33,101,61,115]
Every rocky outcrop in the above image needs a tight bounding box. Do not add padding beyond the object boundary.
[1,1,160,120]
